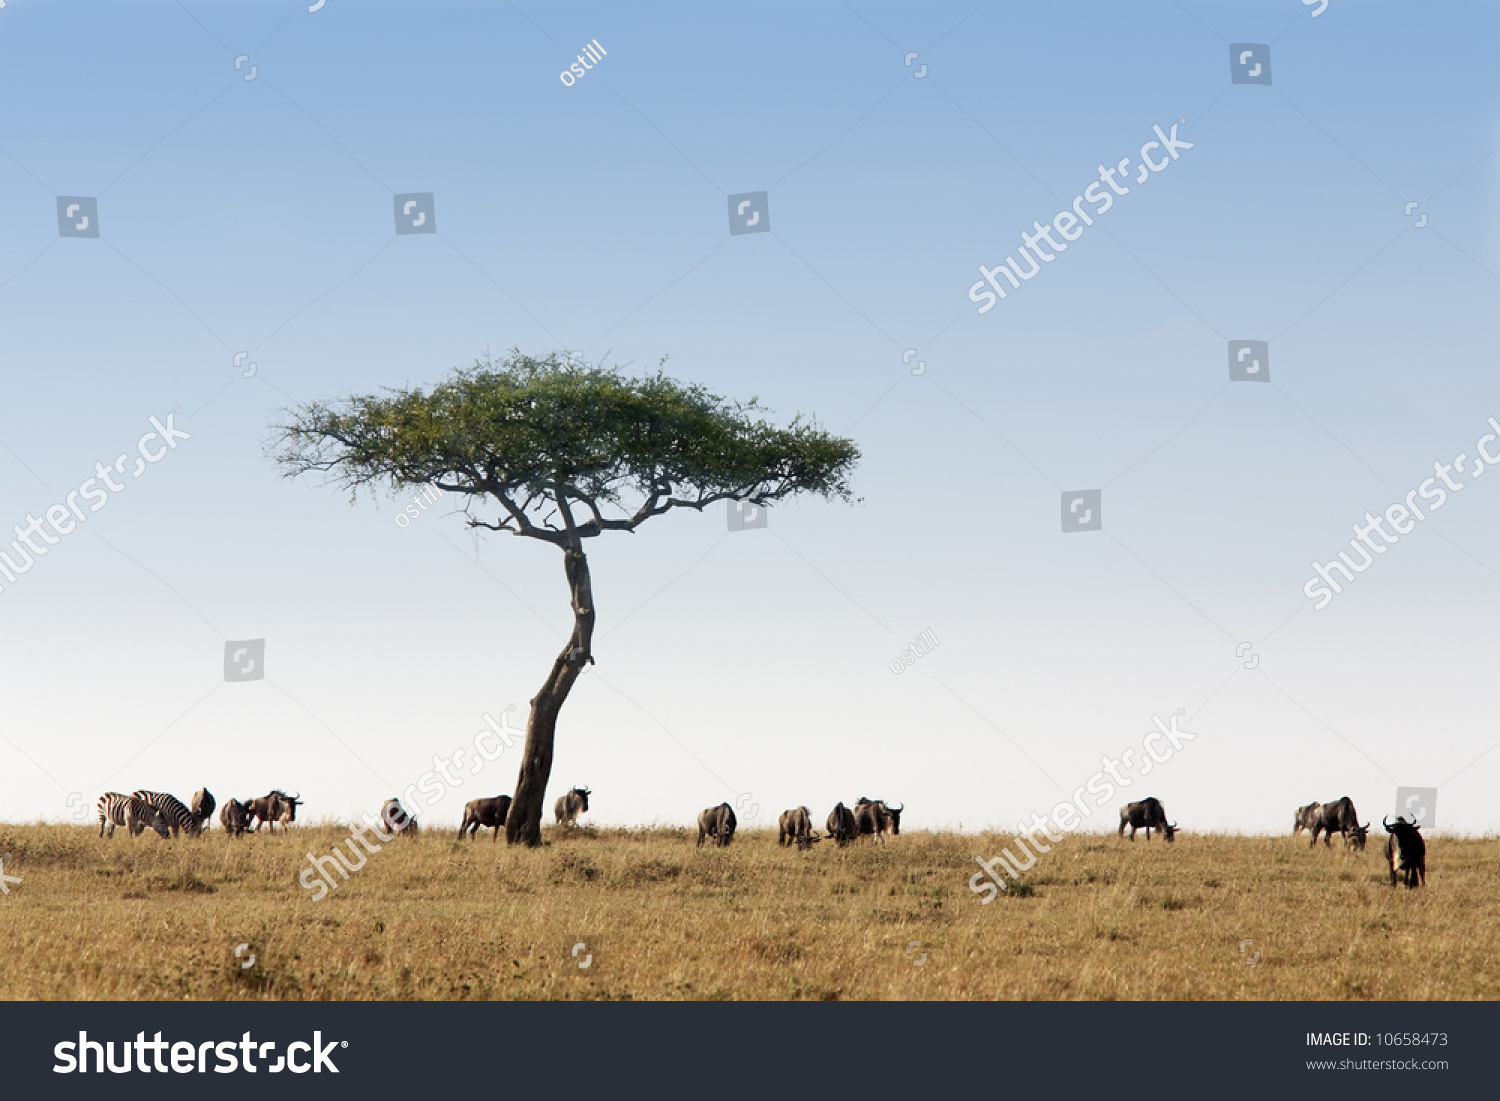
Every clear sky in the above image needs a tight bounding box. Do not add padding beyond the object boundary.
[1,0,1498,838]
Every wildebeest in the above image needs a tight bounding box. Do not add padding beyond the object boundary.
[1118,797,1178,842]
[696,802,737,847]
[1299,796,1368,850]
[826,802,857,847]
[246,790,302,832]
[218,798,250,838]
[1292,801,1322,839]
[1383,816,1427,889]
[777,806,820,850]
[132,790,202,838]
[96,793,170,839]
[459,796,512,841]
[854,797,903,842]
[381,797,419,837]
[554,786,591,826]
[191,788,216,831]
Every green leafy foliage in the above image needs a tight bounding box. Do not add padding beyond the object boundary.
[272,350,859,543]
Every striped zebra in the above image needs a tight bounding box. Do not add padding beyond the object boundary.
[131,790,201,838]
[96,793,170,839]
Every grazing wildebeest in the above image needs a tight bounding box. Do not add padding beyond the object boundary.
[191,788,216,832]
[1118,797,1178,842]
[459,796,512,841]
[219,798,250,838]
[1292,801,1322,839]
[854,797,903,842]
[96,793,170,839]
[696,802,737,848]
[381,797,419,837]
[777,807,820,850]
[1383,816,1427,889]
[826,802,857,847]
[132,790,201,838]
[1304,796,1368,850]
[246,790,302,832]
[554,786,591,826]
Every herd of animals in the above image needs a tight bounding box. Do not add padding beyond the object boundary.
[1116,794,1428,890]
[90,785,1430,889]
[95,789,301,839]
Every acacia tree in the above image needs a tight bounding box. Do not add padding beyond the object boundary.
[272,350,859,845]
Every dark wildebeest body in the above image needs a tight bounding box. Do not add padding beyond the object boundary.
[1383,816,1427,888]
[554,787,590,826]
[1292,801,1322,839]
[853,797,903,842]
[191,788,215,832]
[1305,796,1368,850]
[219,798,250,837]
[826,803,857,847]
[697,802,737,847]
[1118,797,1177,842]
[247,790,302,832]
[381,797,418,837]
[778,806,820,850]
[459,796,512,841]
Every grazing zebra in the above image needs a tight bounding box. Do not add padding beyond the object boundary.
[191,788,215,831]
[131,790,201,838]
[96,793,170,839]
[219,798,250,838]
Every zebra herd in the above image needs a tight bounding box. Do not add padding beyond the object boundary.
[95,788,301,839]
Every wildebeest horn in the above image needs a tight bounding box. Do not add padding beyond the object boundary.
[1382,816,1393,830]
[1169,823,1178,830]
[890,802,903,811]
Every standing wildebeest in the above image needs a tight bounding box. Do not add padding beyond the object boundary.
[459,796,512,841]
[554,786,591,826]
[96,793,170,839]
[1302,796,1368,850]
[1383,816,1427,889]
[132,790,201,838]
[778,807,820,850]
[246,790,302,832]
[697,802,737,847]
[219,798,250,837]
[191,788,216,832]
[1118,797,1178,842]
[853,797,903,842]
[826,802,857,847]
[381,797,419,836]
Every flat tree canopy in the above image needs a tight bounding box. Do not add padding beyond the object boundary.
[273,350,860,843]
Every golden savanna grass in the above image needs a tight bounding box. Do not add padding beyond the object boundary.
[0,823,1496,1000]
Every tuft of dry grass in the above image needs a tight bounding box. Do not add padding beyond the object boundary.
[0,824,1496,1000]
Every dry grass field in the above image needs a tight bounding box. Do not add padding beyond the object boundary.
[0,823,1496,1000]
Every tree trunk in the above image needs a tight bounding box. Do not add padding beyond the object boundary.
[506,541,594,845]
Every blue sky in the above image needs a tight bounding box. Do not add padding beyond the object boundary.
[1,0,1498,838]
